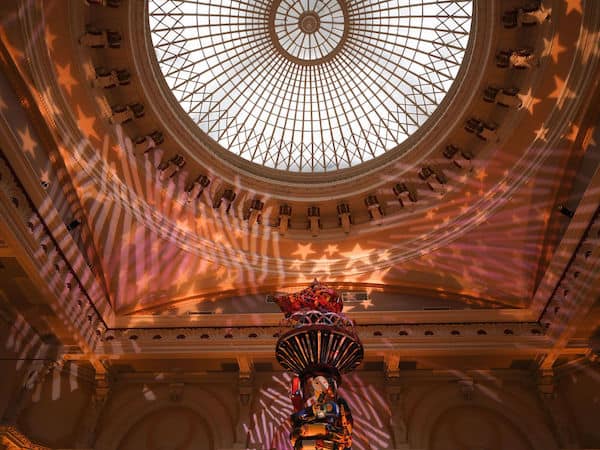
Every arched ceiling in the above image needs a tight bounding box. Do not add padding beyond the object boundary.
[0,0,598,344]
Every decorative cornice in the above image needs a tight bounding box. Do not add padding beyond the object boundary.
[0,425,50,450]
[0,15,114,316]
[0,151,107,352]
[71,321,561,360]
[537,202,600,368]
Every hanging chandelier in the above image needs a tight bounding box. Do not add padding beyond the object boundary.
[275,281,364,449]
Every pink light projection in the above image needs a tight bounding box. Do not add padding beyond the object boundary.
[0,0,596,352]
[244,372,392,450]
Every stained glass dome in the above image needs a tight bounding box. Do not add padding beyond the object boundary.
[148,0,473,173]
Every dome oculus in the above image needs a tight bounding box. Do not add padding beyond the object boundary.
[270,0,348,64]
[148,0,473,172]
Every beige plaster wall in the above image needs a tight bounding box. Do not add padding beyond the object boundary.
[2,362,600,449]
[558,365,600,449]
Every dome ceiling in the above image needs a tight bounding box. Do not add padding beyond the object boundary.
[0,0,599,384]
[148,0,472,172]
[0,0,598,331]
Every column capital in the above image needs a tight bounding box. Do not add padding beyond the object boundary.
[384,353,401,379]
[237,356,254,381]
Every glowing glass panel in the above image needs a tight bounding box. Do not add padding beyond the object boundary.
[148,0,473,172]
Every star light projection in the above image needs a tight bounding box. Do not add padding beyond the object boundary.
[1,0,595,317]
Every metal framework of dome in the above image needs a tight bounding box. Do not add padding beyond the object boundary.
[148,0,473,173]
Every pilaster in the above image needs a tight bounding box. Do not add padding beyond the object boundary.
[74,366,111,448]
[385,355,410,450]
[537,368,580,449]
[234,356,254,447]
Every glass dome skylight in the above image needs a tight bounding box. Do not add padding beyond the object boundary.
[148,0,473,173]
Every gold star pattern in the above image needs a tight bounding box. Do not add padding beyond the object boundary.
[292,243,316,260]
[111,144,125,156]
[582,126,597,151]
[45,28,58,52]
[474,168,487,182]
[175,216,191,233]
[289,259,303,271]
[548,75,576,109]
[377,249,391,263]
[564,123,579,142]
[56,63,78,96]
[534,125,550,142]
[324,244,339,256]
[363,267,391,284]
[215,265,227,278]
[76,106,100,140]
[542,33,568,64]
[518,87,542,115]
[310,255,336,276]
[360,298,374,309]
[18,126,37,157]
[340,243,373,269]
[565,0,582,15]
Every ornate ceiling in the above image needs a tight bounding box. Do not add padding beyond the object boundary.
[0,0,598,371]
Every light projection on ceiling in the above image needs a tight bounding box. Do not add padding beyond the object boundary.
[148,0,473,172]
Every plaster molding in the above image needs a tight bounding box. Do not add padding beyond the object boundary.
[0,425,50,450]
[1,11,114,318]
[56,322,564,360]
[0,151,106,353]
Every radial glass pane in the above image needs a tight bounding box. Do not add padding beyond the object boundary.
[148,0,473,172]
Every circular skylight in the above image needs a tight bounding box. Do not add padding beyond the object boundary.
[271,0,348,64]
[148,0,473,173]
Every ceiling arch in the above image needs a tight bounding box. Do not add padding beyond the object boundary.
[1,0,599,323]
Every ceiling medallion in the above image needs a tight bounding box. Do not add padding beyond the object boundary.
[148,1,473,172]
[269,0,349,65]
